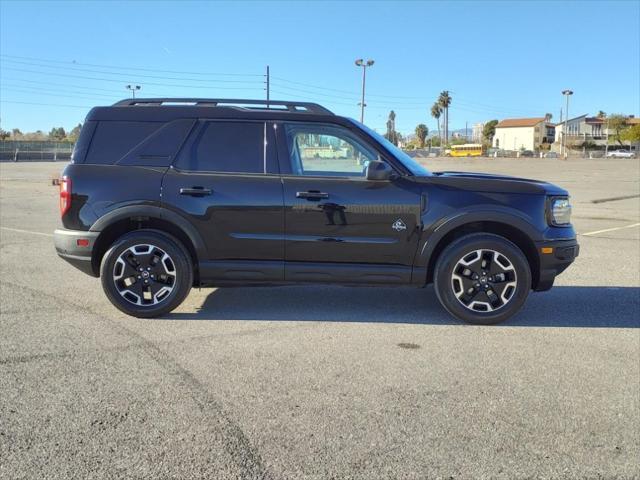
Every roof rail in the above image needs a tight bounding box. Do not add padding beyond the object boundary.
[112,98,333,115]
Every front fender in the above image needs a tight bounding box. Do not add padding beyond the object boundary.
[414,205,543,269]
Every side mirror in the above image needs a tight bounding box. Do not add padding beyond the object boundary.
[365,159,393,181]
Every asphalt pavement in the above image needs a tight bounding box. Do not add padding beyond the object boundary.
[0,158,638,479]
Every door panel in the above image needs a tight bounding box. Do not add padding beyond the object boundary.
[283,176,422,266]
[278,122,423,270]
[162,120,284,282]
[163,170,284,262]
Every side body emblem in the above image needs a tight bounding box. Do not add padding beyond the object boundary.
[392,219,407,232]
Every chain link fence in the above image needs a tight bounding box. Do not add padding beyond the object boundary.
[0,141,74,162]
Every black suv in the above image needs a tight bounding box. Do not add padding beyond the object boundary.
[54,98,578,324]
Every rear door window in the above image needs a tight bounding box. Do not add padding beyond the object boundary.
[176,121,266,174]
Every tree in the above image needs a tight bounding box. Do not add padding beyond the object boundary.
[415,124,428,148]
[482,119,499,145]
[385,110,399,146]
[438,91,452,144]
[620,124,640,144]
[11,128,23,139]
[67,123,82,142]
[49,127,66,141]
[430,103,442,143]
[544,113,553,122]
[0,128,9,141]
[607,114,629,146]
[597,110,606,118]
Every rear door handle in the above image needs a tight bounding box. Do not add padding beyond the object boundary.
[296,191,329,200]
[179,186,212,196]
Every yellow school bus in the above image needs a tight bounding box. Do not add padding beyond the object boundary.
[450,144,485,157]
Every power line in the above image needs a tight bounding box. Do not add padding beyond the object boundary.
[1,67,265,91]
[2,84,122,100]
[0,58,263,85]
[0,54,262,77]
[1,76,129,94]
[0,100,92,109]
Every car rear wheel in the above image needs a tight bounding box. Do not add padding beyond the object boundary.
[434,233,531,324]
[100,230,193,318]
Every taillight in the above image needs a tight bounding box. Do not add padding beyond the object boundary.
[60,176,71,216]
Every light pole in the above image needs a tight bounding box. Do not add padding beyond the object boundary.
[561,89,573,157]
[126,84,141,99]
[355,59,374,123]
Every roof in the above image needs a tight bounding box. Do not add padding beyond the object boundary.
[112,98,333,115]
[496,117,546,128]
[88,98,338,123]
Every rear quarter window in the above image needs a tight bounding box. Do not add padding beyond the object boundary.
[84,121,163,165]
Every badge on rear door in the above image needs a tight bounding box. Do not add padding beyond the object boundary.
[392,219,407,232]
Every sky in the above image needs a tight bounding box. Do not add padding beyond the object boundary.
[1,0,639,135]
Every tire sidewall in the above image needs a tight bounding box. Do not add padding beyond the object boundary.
[100,230,193,318]
[434,234,531,325]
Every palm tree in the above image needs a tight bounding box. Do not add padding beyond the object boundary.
[438,91,452,145]
[430,103,442,144]
[415,124,428,148]
[386,110,398,145]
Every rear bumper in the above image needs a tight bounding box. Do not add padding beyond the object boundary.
[54,229,99,277]
[534,238,579,291]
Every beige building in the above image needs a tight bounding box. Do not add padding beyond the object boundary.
[555,115,639,145]
[493,117,555,151]
[472,122,485,142]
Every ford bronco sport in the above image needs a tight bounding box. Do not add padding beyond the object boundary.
[54,98,578,324]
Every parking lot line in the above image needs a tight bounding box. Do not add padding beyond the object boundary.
[582,222,640,237]
[0,226,53,237]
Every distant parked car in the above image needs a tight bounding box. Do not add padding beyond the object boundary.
[544,152,559,159]
[606,149,636,158]
[520,150,534,157]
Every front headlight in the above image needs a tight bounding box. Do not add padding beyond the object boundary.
[549,197,572,225]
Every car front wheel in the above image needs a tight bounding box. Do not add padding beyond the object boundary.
[434,233,532,324]
[100,230,193,318]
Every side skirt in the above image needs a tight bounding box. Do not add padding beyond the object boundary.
[198,260,423,287]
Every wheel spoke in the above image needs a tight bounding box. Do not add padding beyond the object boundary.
[480,250,493,272]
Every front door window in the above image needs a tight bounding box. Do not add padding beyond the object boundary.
[285,125,376,177]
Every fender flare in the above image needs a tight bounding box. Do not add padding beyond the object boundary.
[415,207,541,268]
[89,205,207,260]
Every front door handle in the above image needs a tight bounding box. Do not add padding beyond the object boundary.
[180,186,212,196]
[296,191,329,200]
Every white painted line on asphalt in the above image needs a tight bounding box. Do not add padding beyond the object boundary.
[581,222,640,237]
[0,227,53,237]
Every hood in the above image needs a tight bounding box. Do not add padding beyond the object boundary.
[424,171,568,196]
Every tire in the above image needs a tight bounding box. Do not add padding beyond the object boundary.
[434,233,531,325]
[100,230,193,318]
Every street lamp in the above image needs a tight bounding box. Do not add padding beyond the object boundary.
[561,89,573,158]
[355,59,374,123]
[126,84,141,99]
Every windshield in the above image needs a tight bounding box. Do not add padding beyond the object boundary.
[350,119,431,176]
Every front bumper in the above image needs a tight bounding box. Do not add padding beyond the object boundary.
[534,238,579,291]
[54,229,100,277]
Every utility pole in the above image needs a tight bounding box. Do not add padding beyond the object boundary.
[265,65,270,108]
[465,121,468,142]
[355,58,374,123]
[561,89,573,158]
[126,84,141,99]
